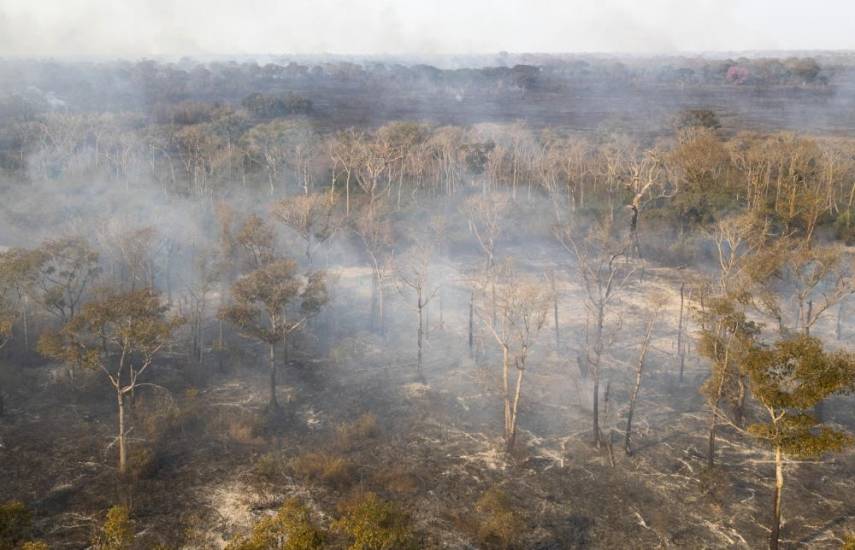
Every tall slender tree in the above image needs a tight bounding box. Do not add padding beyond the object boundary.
[219,259,327,410]
[38,288,182,474]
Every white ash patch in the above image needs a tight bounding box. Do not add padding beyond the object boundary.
[403,382,430,398]
[459,446,506,471]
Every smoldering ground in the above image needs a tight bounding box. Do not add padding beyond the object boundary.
[0,54,854,549]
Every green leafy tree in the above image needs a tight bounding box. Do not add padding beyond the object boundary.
[744,336,855,550]
[0,247,44,350]
[39,288,183,474]
[697,295,759,467]
[29,237,101,322]
[219,259,327,409]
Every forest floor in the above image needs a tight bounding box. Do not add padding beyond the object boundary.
[1,259,854,548]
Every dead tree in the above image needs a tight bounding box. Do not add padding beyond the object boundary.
[463,192,510,329]
[546,270,560,350]
[396,243,441,372]
[353,202,394,335]
[676,281,686,381]
[480,265,549,452]
[624,308,660,455]
[556,218,634,446]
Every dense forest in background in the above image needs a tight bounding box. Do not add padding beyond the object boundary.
[0,55,855,549]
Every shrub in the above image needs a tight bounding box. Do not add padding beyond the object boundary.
[20,543,49,550]
[91,505,133,550]
[0,500,32,549]
[475,488,524,549]
[291,452,356,490]
[223,411,268,446]
[372,465,419,495]
[333,491,416,550]
[128,447,158,480]
[833,210,855,245]
[335,413,379,451]
[225,499,325,550]
[674,109,721,130]
[252,452,286,482]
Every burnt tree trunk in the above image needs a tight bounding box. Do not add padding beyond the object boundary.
[625,318,655,455]
[117,389,127,475]
[468,290,475,357]
[677,282,686,382]
[769,445,784,550]
[269,342,279,410]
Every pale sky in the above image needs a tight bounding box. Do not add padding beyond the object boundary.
[0,0,853,57]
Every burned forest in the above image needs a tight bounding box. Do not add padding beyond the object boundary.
[2,43,855,550]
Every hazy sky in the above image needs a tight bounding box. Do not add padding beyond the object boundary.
[1,0,853,57]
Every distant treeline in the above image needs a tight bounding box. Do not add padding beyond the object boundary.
[0,55,844,117]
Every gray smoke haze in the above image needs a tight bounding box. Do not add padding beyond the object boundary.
[1,0,854,57]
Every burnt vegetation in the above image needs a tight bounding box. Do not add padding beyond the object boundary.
[1,53,855,549]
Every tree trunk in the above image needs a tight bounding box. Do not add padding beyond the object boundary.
[369,275,378,332]
[22,301,29,351]
[269,343,278,409]
[117,389,127,475]
[677,282,685,381]
[707,406,718,469]
[735,375,747,427]
[552,276,560,350]
[377,283,385,336]
[506,366,524,452]
[603,381,615,466]
[626,316,656,454]
[769,445,784,550]
[592,374,600,448]
[417,302,423,371]
[468,290,474,357]
[502,346,510,439]
[591,304,604,447]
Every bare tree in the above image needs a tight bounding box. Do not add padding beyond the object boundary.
[479,264,550,452]
[396,242,441,372]
[624,303,661,455]
[556,217,634,446]
[353,201,395,334]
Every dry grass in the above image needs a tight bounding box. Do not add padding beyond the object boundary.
[290,451,357,490]
[335,413,379,451]
[372,464,420,495]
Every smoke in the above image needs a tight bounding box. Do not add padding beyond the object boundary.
[2,0,854,57]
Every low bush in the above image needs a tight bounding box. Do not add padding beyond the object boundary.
[291,451,357,490]
[0,500,32,549]
[91,505,133,550]
[335,413,379,451]
[225,498,326,550]
[475,487,524,549]
[333,491,416,550]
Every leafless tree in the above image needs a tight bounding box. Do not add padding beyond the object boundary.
[556,217,635,446]
[479,264,550,452]
[396,242,442,372]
